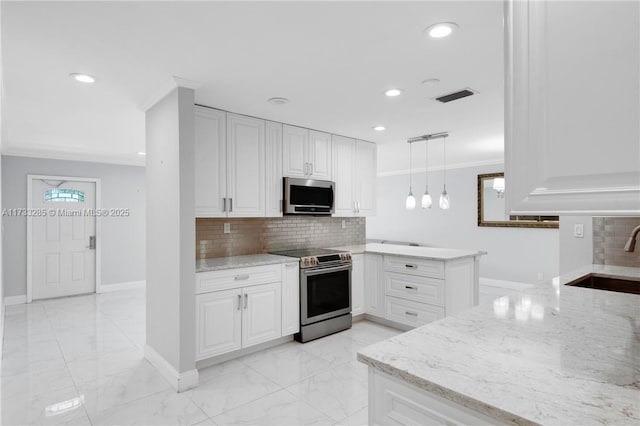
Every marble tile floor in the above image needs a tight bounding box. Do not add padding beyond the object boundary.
[1,279,531,426]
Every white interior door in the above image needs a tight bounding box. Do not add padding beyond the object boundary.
[31,179,96,300]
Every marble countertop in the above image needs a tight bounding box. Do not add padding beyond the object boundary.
[358,265,640,425]
[363,243,485,260]
[196,254,295,273]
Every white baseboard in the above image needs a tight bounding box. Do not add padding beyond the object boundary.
[144,344,199,392]
[98,280,145,293]
[480,277,534,291]
[4,295,27,306]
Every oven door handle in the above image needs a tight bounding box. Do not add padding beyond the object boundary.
[302,264,352,276]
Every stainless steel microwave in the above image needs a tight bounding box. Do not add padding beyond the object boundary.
[283,177,335,215]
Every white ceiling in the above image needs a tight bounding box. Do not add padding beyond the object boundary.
[2,1,504,172]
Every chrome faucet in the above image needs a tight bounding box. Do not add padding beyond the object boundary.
[623,224,640,252]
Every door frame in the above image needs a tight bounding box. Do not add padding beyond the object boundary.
[26,174,102,303]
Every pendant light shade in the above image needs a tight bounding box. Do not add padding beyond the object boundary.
[439,135,450,210]
[421,141,432,209]
[405,142,416,210]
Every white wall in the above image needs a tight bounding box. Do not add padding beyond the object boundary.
[367,164,559,283]
[558,216,593,274]
[145,86,196,379]
[1,155,145,297]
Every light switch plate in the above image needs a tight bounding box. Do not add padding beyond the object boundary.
[223,223,231,234]
[573,223,584,238]
[342,220,346,229]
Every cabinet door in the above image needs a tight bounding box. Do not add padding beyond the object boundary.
[265,121,283,217]
[308,130,332,180]
[195,106,227,217]
[242,283,282,348]
[355,140,377,216]
[282,125,308,178]
[505,0,640,215]
[332,135,356,216]
[351,254,364,316]
[196,289,242,360]
[364,253,384,317]
[281,262,300,336]
[227,113,265,217]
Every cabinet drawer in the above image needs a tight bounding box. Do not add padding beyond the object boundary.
[384,256,444,279]
[196,264,282,294]
[384,272,444,306]
[385,296,444,328]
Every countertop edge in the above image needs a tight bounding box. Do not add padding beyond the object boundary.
[357,352,538,426]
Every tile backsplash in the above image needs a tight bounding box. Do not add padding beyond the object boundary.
[593,217,640,267]
[196,217,366,259]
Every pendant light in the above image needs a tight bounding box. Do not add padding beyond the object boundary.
[405,142,416,210]
[421,140,432,209]
[439,135,450,210]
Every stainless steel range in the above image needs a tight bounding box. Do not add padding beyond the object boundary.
[271,248,352,342]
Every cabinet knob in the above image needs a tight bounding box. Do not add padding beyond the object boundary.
[405,264,417,269]
[405,311,418,317]
[234,274,250,281]
[405,285,417,290]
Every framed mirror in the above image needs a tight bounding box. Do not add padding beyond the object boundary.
[478,173,559,228]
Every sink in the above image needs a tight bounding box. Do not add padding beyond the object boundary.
[565,274,640,295]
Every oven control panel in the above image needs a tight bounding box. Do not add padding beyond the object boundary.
[299,252,352,268]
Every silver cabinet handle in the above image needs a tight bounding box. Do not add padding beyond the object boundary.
[405,311,418,316]
[357,201,361,213]
[285,263,297,268]
[223,198,227,212]
[405,285,417,290]
[234,274,250,281]
[244,293,248,309]
[353,201,357,213]
[237,294,242,310]
[229,198,233,212]
[405,264,417,269]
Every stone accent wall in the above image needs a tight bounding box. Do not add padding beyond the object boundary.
[196,217,366,259]
[593,217,640,267]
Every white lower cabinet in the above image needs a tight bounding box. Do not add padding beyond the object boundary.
[241,283,281,348]
[369,369,504,425]
[351,254,364,316]
[196,288,242,359]
[362,254,478,329]
[281,262,300,335]
[195,263,299,361]
[364,253,385,317]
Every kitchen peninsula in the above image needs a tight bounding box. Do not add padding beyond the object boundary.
[358,266,640,425]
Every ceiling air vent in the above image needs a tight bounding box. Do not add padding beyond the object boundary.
[435,88,476,103]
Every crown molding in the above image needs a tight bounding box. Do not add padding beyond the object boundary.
[377,159,504,177]
[2,145,145,167]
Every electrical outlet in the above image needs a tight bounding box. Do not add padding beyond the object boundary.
[223,223,231,234]
[342,220,346,229]
[537,272,544,281]
[573,223,584,238]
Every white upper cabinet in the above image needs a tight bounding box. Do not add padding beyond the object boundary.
[227,113,266,217]
[195,107,227,217]
[332,136,377,216]
[282,125,308,178]
[355,140,377,216]
[282,125,332,180]
[265,121,283,217]
[332,135,357,215]
[308,130,332,180]
[195,106,266,218]
[505,0,640,215]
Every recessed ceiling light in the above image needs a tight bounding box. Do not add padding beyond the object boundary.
[267,97,290,105]
[424,22,458,39]
[373,126,386,132]
[69,73,96,83]
[137,152,146,156]
[421,78,441,86]
[384,89,402,97]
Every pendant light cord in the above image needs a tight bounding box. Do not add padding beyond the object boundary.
[425,141,429,188]
[443,136,447,190]
[409,142,413,191]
